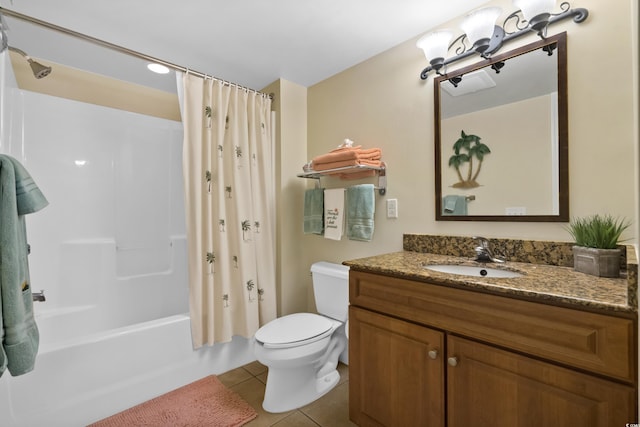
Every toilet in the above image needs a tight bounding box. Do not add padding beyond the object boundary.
[254,261,349,413]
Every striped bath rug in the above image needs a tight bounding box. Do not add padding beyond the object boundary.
[88,375,257,427]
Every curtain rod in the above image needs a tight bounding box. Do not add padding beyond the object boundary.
[0,7,272,99]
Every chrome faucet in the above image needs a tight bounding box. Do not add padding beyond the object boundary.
[32,290,46,302]
[473,236,504,263]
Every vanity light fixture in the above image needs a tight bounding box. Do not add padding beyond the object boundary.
[514,0,557,35]
[416,30,453,73]
[417,0,588,80]
[448,75,462,88]
[459,6,503,54]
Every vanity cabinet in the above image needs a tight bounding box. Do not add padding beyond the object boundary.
[349,306,445,426]
[349,270,637,427]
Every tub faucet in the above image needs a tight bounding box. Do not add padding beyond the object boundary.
[473,236,504,263]
[32,290,46,302]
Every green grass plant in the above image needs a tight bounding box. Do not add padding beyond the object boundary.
[567,214,631,249]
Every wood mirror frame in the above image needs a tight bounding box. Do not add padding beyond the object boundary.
[434,32,568,222]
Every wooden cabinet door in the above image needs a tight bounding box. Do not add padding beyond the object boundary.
[349,306,445,427]
[447,335,636,427]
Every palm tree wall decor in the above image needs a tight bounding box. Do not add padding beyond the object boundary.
[448,130,491,189]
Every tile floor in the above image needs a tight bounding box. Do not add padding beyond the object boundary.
[218,361,357,427]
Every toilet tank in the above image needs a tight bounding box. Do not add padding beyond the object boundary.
[311,261,350,321]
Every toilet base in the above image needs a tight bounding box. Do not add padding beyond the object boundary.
[262,365,340,413]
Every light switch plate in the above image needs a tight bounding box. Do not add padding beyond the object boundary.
[387,199,398,218]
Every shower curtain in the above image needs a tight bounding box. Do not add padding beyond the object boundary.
[179,72,276,348]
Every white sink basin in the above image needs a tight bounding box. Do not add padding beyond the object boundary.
[424,264,523,278]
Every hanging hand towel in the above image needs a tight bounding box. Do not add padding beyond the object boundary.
[0,155,48,378]
[442,195,467,215]
[323,189,345,240]
[346,184,375,242]
[303,188,324,235]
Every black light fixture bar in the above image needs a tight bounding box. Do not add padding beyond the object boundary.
[420,2,588,80]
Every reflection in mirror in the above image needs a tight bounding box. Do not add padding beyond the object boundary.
[435,32,568,222]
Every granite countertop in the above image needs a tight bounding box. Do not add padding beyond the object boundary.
[344,251,636,314]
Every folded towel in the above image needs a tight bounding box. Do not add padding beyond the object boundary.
[303,188,324,235]
[312,147,382,166]
[312,150,359,165]
[354,148,382,160]
[313,159,361,171]
[346,184,375,242]
[0,155,48,377]
[338,170,377,180]
[442,195,467,215]
[330,145,362,153]
[323,189,345,240]
[314,159,382,172]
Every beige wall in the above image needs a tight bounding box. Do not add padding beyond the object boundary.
[302,0,638,308]
[442,95,555,215]
[262,78,311,316]
[9,52,180,121]
[635,0,640,254]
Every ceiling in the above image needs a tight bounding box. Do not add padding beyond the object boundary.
[441,43,557,118]
[0,0,490,93]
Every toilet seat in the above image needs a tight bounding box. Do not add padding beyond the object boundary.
[255,313,335,349]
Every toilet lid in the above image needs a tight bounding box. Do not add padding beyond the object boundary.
[255,313,333,347]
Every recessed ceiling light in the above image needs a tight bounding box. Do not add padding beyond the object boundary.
[147,63,171,74]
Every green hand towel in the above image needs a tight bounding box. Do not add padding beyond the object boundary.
[303,188,324,235]
[346,184,375,242]
[442,195,467,215]
[0,155,48,377]
[12,158,49,215]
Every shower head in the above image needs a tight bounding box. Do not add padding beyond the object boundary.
[8,46,52,79]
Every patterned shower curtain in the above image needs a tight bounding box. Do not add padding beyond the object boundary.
[180,72,276,348]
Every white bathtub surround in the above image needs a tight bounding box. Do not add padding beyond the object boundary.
[179,73,277,348]
[0,54,258,426]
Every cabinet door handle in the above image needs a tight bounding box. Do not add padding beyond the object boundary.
[428,350,438,360]
[447,356,458,367]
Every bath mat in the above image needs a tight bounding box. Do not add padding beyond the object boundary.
[88,375,257,427]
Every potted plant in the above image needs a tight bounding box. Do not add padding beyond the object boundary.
[567,214,631,277]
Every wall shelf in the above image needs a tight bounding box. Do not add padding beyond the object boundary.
[297,162,387,195]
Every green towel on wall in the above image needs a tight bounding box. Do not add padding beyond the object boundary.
[442,195,467,215]
[303,188,324,235]
[0,155,48,377]
[346,184,375,242]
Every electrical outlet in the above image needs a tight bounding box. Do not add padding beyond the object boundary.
[387,199,398,218]
[505,207,527,215]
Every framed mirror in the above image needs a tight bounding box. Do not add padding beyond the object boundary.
[434,32,568,222]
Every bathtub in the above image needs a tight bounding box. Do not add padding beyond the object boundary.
[0,65,260,426]
[0,314,255,427]
[0,236,256,427]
